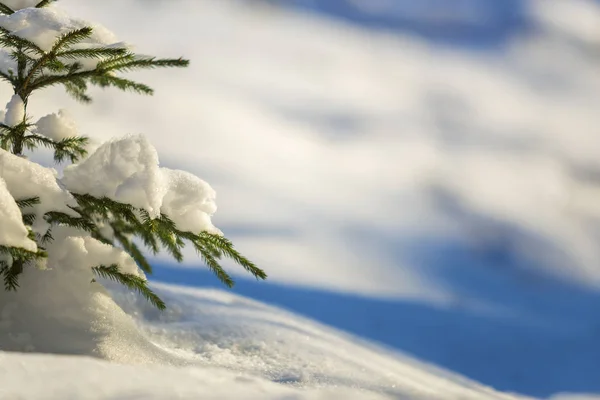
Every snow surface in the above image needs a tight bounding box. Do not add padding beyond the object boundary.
[0,276,528,400]
[1,0,42,10]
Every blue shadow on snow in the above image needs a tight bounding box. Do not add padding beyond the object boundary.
[150,242,600,399]
[284,0,531,48]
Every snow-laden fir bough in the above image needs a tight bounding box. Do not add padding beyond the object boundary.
[0,0,266,310]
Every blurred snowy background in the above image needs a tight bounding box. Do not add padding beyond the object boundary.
[22,0,600,398]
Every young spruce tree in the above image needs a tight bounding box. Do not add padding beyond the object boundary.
[0,0,266,310]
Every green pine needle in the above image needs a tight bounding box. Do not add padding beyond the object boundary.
[35,0,57,7]
[92,264,165,310]
[0,10,263,310]
[15,196,41,209]
[0,2,14,15]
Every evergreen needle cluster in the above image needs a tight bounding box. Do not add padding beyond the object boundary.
[0,1,266,310]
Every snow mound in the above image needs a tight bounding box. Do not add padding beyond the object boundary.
[0,274,526,399]
[0,352,390,400]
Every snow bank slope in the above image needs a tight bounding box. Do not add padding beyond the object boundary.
[0,280,526,400]
[0,352,387,400]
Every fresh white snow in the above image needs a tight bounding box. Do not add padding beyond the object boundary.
[0,278,529,400]
[35,109,79,142]
[0,6,123,53]
[0,148,79,235]
[0,176,36,252]
[61,134,220,232]
[3,94,24,127]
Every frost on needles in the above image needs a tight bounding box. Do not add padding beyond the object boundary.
[0,0,266,310]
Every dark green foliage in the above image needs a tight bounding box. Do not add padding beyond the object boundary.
[0,2,14,15]
[92,264,165,310]
[0,1,265,309]
[69,193,267,288]
[0,243,46,291]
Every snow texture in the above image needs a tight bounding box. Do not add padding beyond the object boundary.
[0,148,78,235]
[160,168,220,234]
[47,226,142,277]
[62,134,219,232]
[0,351,391,400]
[35,109,78,142]
[0,49,16,76]
[61,134,164,217]
[0,7,126,71]
[3,94,24,127]
[0,176,36,252]
[0,271,527,400]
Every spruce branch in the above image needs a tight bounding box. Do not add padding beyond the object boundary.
[51,28,93,53]
[0,245,46,290]
[22,213,36,226]
[112,227,153,274]
[0,2,14,15]
[198,231,267,280]
[63,78,92,103]
[15,196,41,209]
[0,27,45,56]
[53,136,89,163]
[97,55,189,73]
[1,259,23,290]
[92,264,165,310]
[19,28,94,95]
[44,211,94,232]
[0,69,15,85]
[90,74,153,95]
[0,5,262,309]
[21,134,88,163]
[35,0,57,7]
[56,47,127,60]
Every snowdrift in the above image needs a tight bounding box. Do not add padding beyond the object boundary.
[1,278,527,400]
